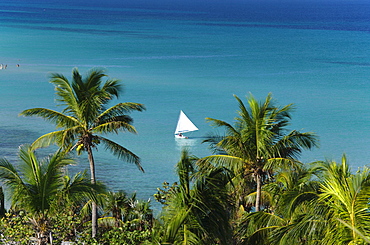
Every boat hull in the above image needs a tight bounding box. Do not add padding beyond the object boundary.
[175,134,188,139]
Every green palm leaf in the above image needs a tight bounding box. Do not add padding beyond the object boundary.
[98,136,143,172]
[20,108,79,128]
[92,120,137,134]
[97,102,145,122]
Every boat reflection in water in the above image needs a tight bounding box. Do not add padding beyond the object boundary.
[175,137,198,151]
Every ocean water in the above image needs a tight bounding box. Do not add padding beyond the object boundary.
[1,0,370,208]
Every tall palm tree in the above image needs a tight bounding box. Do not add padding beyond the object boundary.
[201,93,318,212]
[19,67,145,237]
[0,145,99,244]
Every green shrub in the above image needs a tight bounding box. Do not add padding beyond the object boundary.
[0,211,34,244]
[77,224,152,245]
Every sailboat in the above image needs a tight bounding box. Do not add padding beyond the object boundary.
[174,110,199,139]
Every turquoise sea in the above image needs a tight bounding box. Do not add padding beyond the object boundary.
[1,0,370,207]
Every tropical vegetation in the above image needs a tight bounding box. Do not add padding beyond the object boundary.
[0,68,369,244]
[0,145,100,244]
[19,68,145,238]
[200,93,319,213]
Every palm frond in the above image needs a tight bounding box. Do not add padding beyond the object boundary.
[274,130,319,159]
[102,79,122,97]
[264,158,301,172]
[205,117,239,136]
[98,136,143,172]
[92,120,137,134]
[61,171,106,205]
[49,72,80,114]
[97,102,145,122]
[239,211,285,244]
[84,68,106,90]
[337,218,370,244]
[30,127,82,150]
[198,154,246,174]
[0,156,24,191]
[20,108,79,129]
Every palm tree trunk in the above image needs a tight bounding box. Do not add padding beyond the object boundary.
[87,145,98,238]
[0,187,5,216]
[255,172,261,212]
[114,209,121,227]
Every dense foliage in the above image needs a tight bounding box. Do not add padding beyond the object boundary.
[1,150,369,244]
[1,68,369,244]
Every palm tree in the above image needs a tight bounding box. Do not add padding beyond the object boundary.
[239,156,370,245]
[313,156,370,244]
[201,93,318,212]
[158,150,232,245]
[238,164,322,245]
[127,197,153,231]
[101,190,132,228]
[20,67,145,237]
[0,145,99,244]
[159,150,201,244]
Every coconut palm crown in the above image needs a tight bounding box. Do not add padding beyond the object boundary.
[201,93,319,212]
[20,67,145,237]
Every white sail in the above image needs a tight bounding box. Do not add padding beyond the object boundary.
[174,110,199,135]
